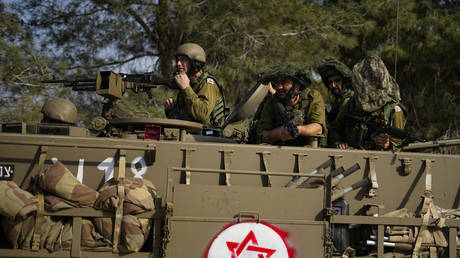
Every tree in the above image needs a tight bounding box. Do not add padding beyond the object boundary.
[0,2,61,123]
[3,0,459,141]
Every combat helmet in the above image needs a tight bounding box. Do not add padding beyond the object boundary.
[317,58,352,88]
[258,63,312,90]
[175,43,206,63]
[41,98,78,125]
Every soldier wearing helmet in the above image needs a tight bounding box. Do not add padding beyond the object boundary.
[317,58,354,124]
[164,43,226,128]
[41,98,78,125]
[255,63,326,146]
[328,55,406,151]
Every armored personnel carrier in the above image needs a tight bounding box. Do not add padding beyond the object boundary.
[0,71,458,258]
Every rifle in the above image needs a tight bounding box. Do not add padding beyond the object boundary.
[345,114,425,143]
[273,101,299,139]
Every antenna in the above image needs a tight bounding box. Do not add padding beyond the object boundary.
[394,0,399,80]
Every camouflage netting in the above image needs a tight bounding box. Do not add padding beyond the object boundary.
[257,63,313,89]
[317,58,352,87]
[0,162,157,253]
[0,181,37,220]
[352,55,401,112]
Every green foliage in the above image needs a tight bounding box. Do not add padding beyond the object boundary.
[0,0,459,142]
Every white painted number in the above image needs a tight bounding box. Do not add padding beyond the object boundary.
[131,156,147,178]
[50,156,148,183]
[97,157,115,182]
[77,159,84,183]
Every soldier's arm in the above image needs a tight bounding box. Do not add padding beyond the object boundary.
[298,123,322,136]
[183,80,221,122]
[302,90,326,136]
[262,127,292,144]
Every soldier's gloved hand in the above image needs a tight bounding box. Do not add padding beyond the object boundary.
[374,133,390,149]
[174,73,190,90]
[164,98,176,112]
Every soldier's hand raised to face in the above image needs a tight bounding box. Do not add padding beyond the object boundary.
[175,73,190,90]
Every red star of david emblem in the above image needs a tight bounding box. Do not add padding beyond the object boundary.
[226,230,276,258]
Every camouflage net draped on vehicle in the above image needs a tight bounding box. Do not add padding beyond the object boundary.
[0,162,157,253]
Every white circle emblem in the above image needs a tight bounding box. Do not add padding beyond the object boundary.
[205,221,292,258]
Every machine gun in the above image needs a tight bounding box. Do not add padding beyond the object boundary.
[120,72,179,90]
[345,114,425,143]
[43,71,178,100]
[43,71,179,121]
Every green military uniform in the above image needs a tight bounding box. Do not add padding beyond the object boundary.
[327,89,353,124]
[167,71,225,127]
[256,88,327,146]
[328,55,406,151]
[317,59,354,124]
[328,100,406,151]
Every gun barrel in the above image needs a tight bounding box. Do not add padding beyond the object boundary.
[71,86,96,91]
[64,82,96,87]
[121,73,178,89]
[42,79,96,83]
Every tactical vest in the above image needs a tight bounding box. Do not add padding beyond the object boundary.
[327,89,354,124]
[175,72,227,128]
[204,74,227,128]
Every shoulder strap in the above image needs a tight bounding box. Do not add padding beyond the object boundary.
[384,102,406,126]
[383,102,398,125]
[206,73,227,115]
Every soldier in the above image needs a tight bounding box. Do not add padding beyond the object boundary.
[317,58,354,124]
[41,98,78,125]
[256,63,326,146]
[164,43,226,128]
[328,55,406,151]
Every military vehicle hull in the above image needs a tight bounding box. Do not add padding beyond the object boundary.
[0,130,458,258]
